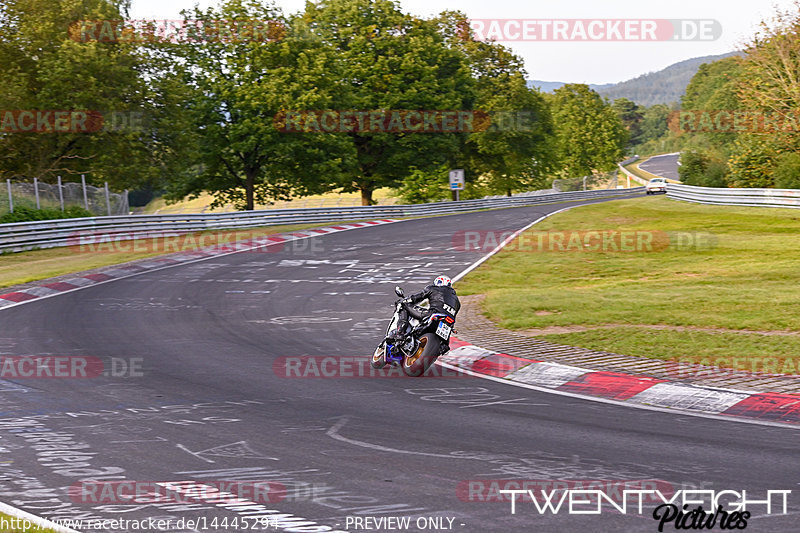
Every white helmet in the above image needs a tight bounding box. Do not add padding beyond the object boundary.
[433,275,451,287]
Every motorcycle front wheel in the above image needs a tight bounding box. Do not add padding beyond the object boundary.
[402,333,440,377]
[371,343,387,369]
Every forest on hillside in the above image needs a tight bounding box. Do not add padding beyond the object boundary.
[530,52,741,107]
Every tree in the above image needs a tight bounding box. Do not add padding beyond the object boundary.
[549,84,628,178]
[0,0,155,188]
[679,55,746,158]
[639,104,671,145]
[739,2,800,153]
[449,17,556,196]
[673,3,800,190]
[727,136,777,188]
[164,0,350,210]
[303,0,473,205]
[612,98,643,148]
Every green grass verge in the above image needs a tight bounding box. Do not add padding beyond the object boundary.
[0,222,339,289]
[622,162,650,184]
[457,195,800,370]
[142,187,400,214]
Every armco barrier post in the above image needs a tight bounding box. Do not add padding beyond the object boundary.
[6,179,12,213]
[58,175,64,211]
[104,182,111,216]
[34,177,40,209]
[81,174,88,210]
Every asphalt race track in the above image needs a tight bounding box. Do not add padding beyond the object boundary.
[0,195,798,533]
[639,154,680,181]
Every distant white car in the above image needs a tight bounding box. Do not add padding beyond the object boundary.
[646,178,667,195]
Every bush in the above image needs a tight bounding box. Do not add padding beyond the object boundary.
[0,205,93,224]
[395,166,451,204]
[726,137,776,188]
[678,150,707,184]
[679,150,729,187]
[702,160,729,188]
[773,152,800,189]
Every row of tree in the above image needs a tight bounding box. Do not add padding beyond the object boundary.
[645,4,800,188]
[0,0,629,208]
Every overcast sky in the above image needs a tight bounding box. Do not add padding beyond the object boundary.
[129,0,796,84]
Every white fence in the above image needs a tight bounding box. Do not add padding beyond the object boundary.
[0,187,643,253]
[667,183,800,209]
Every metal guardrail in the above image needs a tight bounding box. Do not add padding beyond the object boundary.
[667,183,800,209]
[0,188,643,253]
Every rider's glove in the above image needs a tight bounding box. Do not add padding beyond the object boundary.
[402,298,413,305]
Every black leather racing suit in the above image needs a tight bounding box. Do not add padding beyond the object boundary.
[391,284,461,343]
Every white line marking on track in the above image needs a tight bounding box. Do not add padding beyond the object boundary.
[176,443,216,463]
[436,362,800,430]
[326,417,473,459]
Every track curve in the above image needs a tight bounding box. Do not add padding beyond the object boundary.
[0,195,798,533]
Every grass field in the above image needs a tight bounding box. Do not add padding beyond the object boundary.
[142,188,400,214]
[457,195,800,371]
[0,222,335,289]
[0,511,60,532]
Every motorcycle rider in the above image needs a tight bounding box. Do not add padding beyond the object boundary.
[387,275,460,346]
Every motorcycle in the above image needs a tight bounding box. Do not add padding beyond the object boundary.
[371,286,456,377]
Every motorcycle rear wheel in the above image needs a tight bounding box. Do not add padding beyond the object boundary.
[402,333,440,377]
